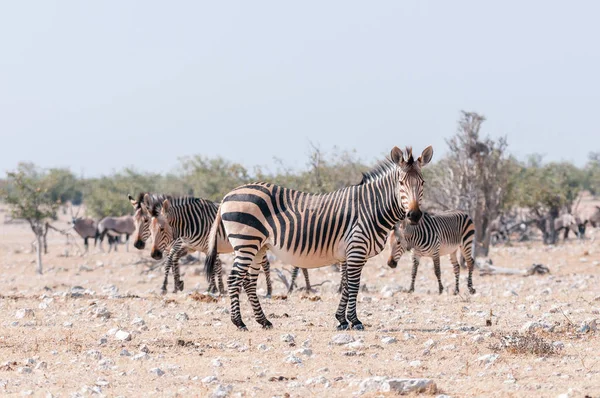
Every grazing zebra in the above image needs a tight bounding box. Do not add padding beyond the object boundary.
[148,196,273,296]
[205,146,433,331]
[386,210,476,295]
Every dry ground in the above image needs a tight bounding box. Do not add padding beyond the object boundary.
[1,212,599,397]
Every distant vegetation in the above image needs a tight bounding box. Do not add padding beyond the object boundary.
[2,111,599,258]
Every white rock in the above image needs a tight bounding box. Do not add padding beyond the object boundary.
[477,353,499,367]
[472,335,484,343]
[553,341,565,349]
[149,368,165,377]
[120,349,131,357]
[210,384,232,398]
[305,376,330,387]
[331,334,355,345]
[409,360,422,367]
[295,348,312,356]
[387,378,437,394]
[578,318,597,333]
[423,339,436,348]
[381,336,397,345]
[131,317,145,326]
[280,334,295,343]
[403,332,415,340]
[346,341,364,349]
[35,361,47,370]
[15,309,34,319]
[202,375,219,385]
[503,290,518,297]
[86,350,102,360]
[284,355,302,364]
[18,367,32,374]
[132,353,149,361]
[115,330,131,341]
[63,322,73,328]
[176,312,189,322]
[96,379,110,387]
[212,359,223,367]
[380,285,402,298]
[520,321,554,333]
[302,339,311,348]
[94,307,111,319]
[256,344,268,351]
[107,328,118,336]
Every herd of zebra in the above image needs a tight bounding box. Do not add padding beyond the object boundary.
[72,146,481,330]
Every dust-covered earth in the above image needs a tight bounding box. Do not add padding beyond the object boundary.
[1,210,599,397]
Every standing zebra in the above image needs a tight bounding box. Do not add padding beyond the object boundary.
[288,267,313,293]
[205,146,433,331]
[148,196,274,296]
[386,210,476,295]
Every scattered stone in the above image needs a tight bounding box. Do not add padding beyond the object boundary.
[115,330,131,341]
[96,379,110,387]
[578,319,597,333]
[176,312,189,322]
[331,334,355,345]
[347,341,364,349]
[423,339,436,348]
[295,348,312,356]
[403,332,415,340]
[284,355,302,364]
[86,350,102,360]
[256,344,268,351]
[98,338,108,346]
[520,321,554,333]
[472,335,484,343]
[380,285,402,298]
[381,336,397,345]
[212,359,223,367]
[149,368,165,377]
[305,376,330,387]
[202,375,219,385]
[478,354,499,367]
[131,317,145,326]
[120,349,131,357]
[210,384,232,398]
[132,353,149,361]
[18,367,32,374]
[15,309,34,319]
[387,378,437,394]
[93,307,111,319]
[409,360,422,367]
[139,344,150,353]
[35,361,47,370]
[553,341,565,350]
[63,322,73,328]
[280,334,295,343]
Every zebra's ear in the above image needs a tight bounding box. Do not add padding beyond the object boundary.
[162,199,171,214]
[128,194,137,208]
[390,146,404,165]
[418,146,433,167]
[143,193,152,207]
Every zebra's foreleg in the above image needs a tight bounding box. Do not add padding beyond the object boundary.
[433,253,443,294]
[409,255,420,293]
[288,267,300,294]
[449,251,461,295]
[337,263,346,294]
[335,262,350,330]
[345,260,366,330]
[260,258,272,298]
[169,245,187,293]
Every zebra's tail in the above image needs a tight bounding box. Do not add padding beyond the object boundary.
[204,206,222,283]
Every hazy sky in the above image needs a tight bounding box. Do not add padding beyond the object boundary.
[1,1,599,177]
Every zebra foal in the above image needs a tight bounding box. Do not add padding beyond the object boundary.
[387,210,476,295]
[205,145,433,331]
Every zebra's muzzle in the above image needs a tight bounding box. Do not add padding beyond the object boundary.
[387,257,397,268]
[151,249,163,260]
[407,209,422,225]
[133,240,145,250]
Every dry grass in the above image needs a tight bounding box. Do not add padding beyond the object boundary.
[0,207,599,397]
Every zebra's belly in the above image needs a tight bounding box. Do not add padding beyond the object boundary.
[438,244,459,257]
[266,244,341,269]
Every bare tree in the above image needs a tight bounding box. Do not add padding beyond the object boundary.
[426,111,513,257]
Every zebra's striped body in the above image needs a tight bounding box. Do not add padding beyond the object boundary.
[205,146,433,330]
[387,210,476,295]
[149,196,273,296]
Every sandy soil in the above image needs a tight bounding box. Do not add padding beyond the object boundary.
[1,209,599,397]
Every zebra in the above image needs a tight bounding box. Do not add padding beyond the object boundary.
[204,145,433,331]
[386,210,476,295]
[288,267,313,293]
[129,193,226,294]
[148,196,273,296]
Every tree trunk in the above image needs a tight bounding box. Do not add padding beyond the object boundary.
[36,233,43,274]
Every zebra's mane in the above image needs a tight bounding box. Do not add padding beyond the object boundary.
[149,195,214,217]
[358,158,397,185]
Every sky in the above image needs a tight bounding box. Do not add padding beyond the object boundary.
[1,1,599,177]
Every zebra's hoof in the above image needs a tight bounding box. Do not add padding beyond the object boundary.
[438,289,444,295]
[336,323,350,330]
[261,320,273,329]
[351,323,364,331]
[408,289,414,294]
[238,325,248,331]
[453,289,459,295]
[160,289,167,296]
[264,294,272,299]
[469,288,476,295]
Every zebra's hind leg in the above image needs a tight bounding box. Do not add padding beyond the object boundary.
[244,252,272,329]
[461,247,477,295]
[345,259,366,330]
[335,262,350,330]
[449,251,461,295]
[228,251,255,330]
[161,257,171,295]
[288,267,300,294]
[409,255,420,293]
[169,245,187,293]
[215,256,226,295]
[260,258,272,298]
[302,268,313,293]
[433,253,443,294]
[337,263,346,294]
